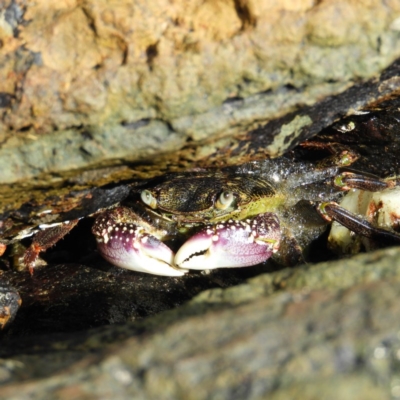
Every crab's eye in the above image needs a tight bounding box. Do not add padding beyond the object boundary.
[216,191,235,210]
[141,190,157,209]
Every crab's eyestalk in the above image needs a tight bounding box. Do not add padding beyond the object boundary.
[174,212,281,270]
[92,207,187,276]
[215,191,235,210]
[141,190,157,209]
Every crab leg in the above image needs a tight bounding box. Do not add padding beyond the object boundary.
[333,172,395,192]
[175,212,281,270]
[24,220,79,274]
[92,207,187,276]
[318,202,400,245]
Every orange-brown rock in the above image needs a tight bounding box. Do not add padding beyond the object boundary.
[0,0,399,182]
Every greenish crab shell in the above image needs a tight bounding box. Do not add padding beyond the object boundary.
[141,172,284,223]
[92,170,294,276]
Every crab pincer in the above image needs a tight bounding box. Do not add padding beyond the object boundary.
[175,212,281,270]
[92,207,187,276]
[24,220,79,274]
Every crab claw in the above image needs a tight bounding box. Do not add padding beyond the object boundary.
[92,211,187,276]
[175,213,281,270]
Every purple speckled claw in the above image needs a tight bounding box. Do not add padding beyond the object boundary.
[175,212,281,270]
[92,208,187,276]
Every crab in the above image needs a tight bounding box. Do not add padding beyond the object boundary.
[8,150,400,278]
[3,147,399,279]
[87,151,400,276]
[91,170,283,276]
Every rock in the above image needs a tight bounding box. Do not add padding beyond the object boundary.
[1,248,400,398]
[0,0,399,182]
[0,281,20,330]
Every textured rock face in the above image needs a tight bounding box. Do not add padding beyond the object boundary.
[2,248,400,399]
[0,0,400,181]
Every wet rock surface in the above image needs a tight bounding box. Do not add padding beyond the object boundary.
[0,260,271,338]
[0,282,20,330]
[0,0,400,182]
[2,248,400,398]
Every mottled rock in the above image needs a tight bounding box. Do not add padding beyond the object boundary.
[0,0,399,181]
[1,248,400,398]
[0,281,20,330]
